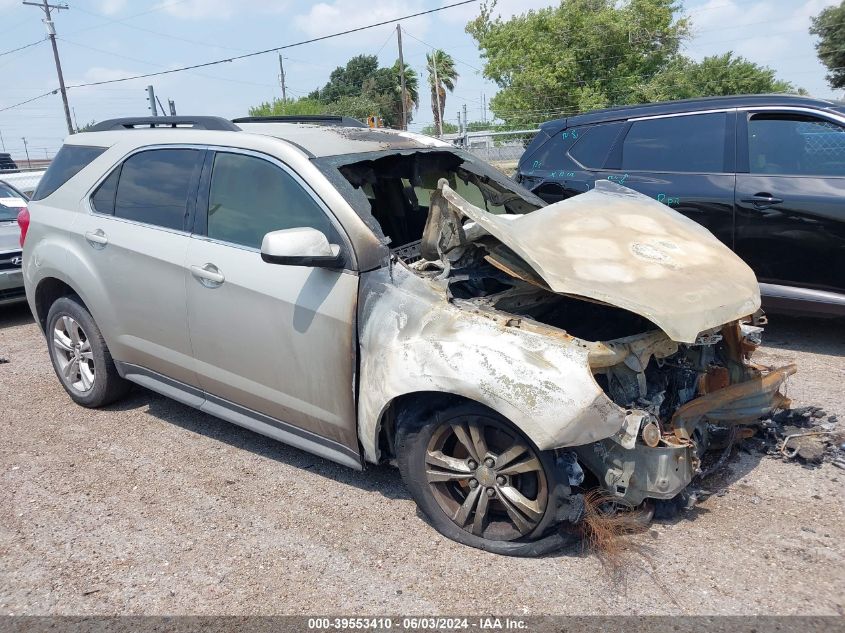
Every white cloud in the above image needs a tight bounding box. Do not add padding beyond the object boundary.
[154,0,290,20]
[293,0,431,46]
[98,0,128,15]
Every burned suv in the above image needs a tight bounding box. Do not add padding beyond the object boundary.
[21,115,794,555]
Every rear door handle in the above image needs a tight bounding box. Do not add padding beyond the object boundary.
[741,194,783,209]
[190,263,225,287]
[85,229,108,247]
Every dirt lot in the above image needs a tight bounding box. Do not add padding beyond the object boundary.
[0,301,843,616]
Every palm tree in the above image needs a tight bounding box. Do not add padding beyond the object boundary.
[392,60,419,127]
[426,50,458,136]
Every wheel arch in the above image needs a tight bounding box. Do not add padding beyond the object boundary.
[34,277,90,333]
[374,391,481,462]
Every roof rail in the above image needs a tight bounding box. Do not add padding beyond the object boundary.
[232,115,367,128]
[88,116,241,132]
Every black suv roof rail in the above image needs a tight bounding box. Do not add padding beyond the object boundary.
[540,94,843,130]
[232,115,367,128]
[88,116,241,132]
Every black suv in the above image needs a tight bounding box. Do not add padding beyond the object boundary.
[0,153,18,173]
[516,94,845,316]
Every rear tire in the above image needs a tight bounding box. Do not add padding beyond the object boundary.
[396,401,574,556]
[46,296,130,408]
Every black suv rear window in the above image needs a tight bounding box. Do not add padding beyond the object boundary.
[31,144,106,200]
[569,122,625,168]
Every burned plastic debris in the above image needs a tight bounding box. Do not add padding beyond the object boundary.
[745,406,844,466]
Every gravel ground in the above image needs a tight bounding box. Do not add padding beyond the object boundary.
[0,301,843,616]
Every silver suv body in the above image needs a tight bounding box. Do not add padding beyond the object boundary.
[22,116,795,555]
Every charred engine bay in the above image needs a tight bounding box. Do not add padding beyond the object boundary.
[442,262,736,427]
[446,264,653,342]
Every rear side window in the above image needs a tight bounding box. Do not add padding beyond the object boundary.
[205,152,338,249]
[91,168,120,214]
[31,145,106,200]
[524,122,623,172]
[621,112,727,173]
[113,149,201,231]
[521,129,581,172]
[569,122,625,168]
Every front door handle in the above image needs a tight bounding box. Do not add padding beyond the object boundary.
[741,193,784,209]
[190,263,225,287]
[85,229,108,247]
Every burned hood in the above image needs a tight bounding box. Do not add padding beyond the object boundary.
[437,179,760,344]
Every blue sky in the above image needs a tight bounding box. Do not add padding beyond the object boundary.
[0,0,840,160]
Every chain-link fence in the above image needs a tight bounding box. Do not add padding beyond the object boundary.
[444,129,539,175]
[0,168,45,197]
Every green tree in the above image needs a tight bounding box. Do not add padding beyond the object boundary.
[309,54,380,102]
[248,97,325,117]
[288,54,418,128]
[633,53,799,102]
[363,61,419,127]
[422,121,459,135]
[467,0,801,126]
[395,60,420,125]
[426,50,459,135]
[76,119,98,133]
[467,0,691,126]
[810,2,845,90]
[324,94,385,121]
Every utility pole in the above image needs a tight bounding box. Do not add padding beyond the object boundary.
[168,99,176,116]
[0,129,5,152]
[146,85,158,116]
[278,54,287,105]
[21,137,31,168]
[482,93,487,124]
[23,0,73,136]
[396,24,407,130]
[71,106,79,132]
[462,103,468,147]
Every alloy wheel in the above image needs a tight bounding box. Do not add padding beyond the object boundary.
[52,315,95,393]
[424,417,548,541]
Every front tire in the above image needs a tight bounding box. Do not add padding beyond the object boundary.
[396,401,573,556]
[46,296,130,408]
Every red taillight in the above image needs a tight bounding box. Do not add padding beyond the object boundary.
[17,208,30,247]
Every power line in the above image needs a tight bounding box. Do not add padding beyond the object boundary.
[0,90,58,114]
[373,28,396,58]
[57,37,279,89]
[62,0,479,90]
[62,0,191,37]
[71,4,249,53]
[0,38,46,57]
[400,28,482,73]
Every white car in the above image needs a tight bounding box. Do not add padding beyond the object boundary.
[0,179,27,305]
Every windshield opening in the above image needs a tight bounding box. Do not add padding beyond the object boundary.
[316,150,543,260]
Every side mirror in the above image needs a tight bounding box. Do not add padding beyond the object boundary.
[260,227,343,268]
